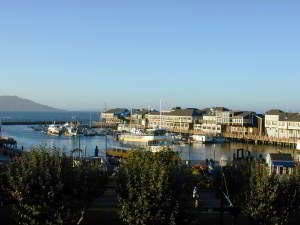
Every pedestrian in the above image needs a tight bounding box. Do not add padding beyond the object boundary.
[94,146,99,157]
[193,185,199,208]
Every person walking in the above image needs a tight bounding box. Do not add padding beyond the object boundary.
[193,185,200,208]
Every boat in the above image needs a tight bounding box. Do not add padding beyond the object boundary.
[213,136,227,144]
[62,123,78,136]
[192,135,215,143]
[47,123,62,136]
[47,122,78,136]
[119,128,171,145]
[82,128,97,136]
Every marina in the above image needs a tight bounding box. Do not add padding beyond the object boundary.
[1,125,299,164]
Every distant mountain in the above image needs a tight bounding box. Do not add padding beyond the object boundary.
[0,96,64,112]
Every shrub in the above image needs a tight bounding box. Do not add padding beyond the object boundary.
[4,147,107,225]
[117,150,192,225]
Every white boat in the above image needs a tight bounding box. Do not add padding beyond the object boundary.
[119,128,171,145]
[62,123,78,136]
[47,124,62,136]
[192,135,214,143]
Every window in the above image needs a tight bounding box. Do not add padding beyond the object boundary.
[279,167,284,175]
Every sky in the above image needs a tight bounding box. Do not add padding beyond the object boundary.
[0,0,299,112]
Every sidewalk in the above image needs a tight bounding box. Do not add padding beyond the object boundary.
[83,186,122,225]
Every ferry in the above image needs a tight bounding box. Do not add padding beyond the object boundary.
[119,128,171,145]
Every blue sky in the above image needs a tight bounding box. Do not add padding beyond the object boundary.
[0,0,299,112]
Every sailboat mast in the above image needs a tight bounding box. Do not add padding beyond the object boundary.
[160,100,162,129]
[130,107,133,129]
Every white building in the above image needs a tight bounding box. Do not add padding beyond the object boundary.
[266,153,295,175]
[146,108,202,131]
[265,109,300,139]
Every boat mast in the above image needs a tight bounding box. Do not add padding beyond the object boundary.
[0,119,2,137]
[130,107,133,129]
[160,99,162,129]
[89,112,92,128]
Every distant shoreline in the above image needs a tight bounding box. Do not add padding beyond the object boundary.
[1,121,67,125]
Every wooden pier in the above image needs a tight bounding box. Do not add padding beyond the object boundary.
[165,128,299,148]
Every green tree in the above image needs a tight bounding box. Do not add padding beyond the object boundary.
[117,150,192,225]
[243,166,300,225]
[4,147,107,225]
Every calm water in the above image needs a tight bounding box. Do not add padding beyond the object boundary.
[2,125,299,162]
[0,111,100,123]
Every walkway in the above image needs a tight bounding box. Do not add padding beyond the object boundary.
[83,184,121,225]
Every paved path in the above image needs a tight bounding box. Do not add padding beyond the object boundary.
[83,185,121,225]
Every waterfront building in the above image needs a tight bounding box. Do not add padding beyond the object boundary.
[200,108,261,135]
[202,107,231,125]
[194,122,224,135]
[101,108,130,124]
[266,153,295,175]
[265,109,300,139]
[231,111,256,126]
[146,108,202,131]
[226,111,261,135]
[130,109,150,127]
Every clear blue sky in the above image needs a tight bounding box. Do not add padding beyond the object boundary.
[0,0,299,112]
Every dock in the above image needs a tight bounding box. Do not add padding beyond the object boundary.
[164,128,299,148]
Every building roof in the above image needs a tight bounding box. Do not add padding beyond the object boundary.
[148,108,202,117]
[233,111,255,118]
[269,153,294,162]
[212,107,230,112]
[265,109,285,115]
[103,108,129,114]
[132,109,150,115]
[266,109,300,122]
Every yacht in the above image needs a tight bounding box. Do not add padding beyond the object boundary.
[62,123,78,137]
[119,128,171,145]
[47,124,62,136]
[192,135,215,143]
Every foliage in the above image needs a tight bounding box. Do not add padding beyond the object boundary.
[3,146,107,225]
[116,150,193,225]
[243,165,300,225]
[214,160,254,205]
[218,160,300,225]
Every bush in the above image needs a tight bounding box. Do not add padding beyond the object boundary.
[4,147,107,225]
[116,150,192,225]
[243,166,300,225]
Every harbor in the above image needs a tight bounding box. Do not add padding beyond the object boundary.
[1,125,299,164]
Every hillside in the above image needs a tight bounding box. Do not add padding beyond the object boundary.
[0,96,64,112]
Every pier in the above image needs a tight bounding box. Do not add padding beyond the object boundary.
[165,128,299,148]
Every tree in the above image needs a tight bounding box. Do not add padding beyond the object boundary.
[4,147,107,225]
[242,165,300,225]
[116,150,192,225]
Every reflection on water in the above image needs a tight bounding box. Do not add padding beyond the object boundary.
[2,125,300,162]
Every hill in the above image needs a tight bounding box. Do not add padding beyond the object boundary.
[0,96,64,112]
